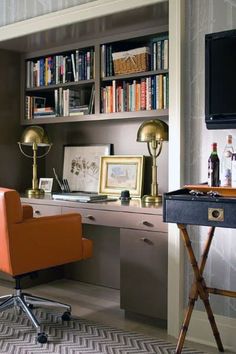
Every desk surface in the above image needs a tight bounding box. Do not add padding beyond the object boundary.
[21,194,164,216]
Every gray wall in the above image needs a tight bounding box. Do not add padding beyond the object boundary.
[0,49,32,191]
[0,0,95,26]
[45,120,168,196]
[185,0,236,318]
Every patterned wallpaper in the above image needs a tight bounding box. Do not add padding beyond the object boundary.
[185,0,236,318]
[0,0,95,26]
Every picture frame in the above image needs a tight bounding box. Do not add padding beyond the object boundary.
[99,155,144,197]
[63,144,111,193]
[39,178,53,193]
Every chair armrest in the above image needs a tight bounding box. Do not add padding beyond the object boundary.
[22,205,33,220]
[11,213,92,276]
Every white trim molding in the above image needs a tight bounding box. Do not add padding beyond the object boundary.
[187,310,236,353]
[0,0,166,42]
[168,0,185,338]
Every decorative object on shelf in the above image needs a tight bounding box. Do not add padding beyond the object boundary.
[39,178,53,193]
[99,155,144,197]
[53,168,71,192]
[112,47,150,75]
[137,119,168,204]
[18,125,52,197]
[63,144,111,193]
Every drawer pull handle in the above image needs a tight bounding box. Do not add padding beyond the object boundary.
[208,208,224,221]
[34,210,41,215]
[141,221,153,227]
[140,237,153,245]
[85,215,95,221]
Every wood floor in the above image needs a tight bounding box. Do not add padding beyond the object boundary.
[0,278,227,353]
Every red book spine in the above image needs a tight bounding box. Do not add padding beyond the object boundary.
[140,78,146,110]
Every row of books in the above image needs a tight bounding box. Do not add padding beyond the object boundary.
[101,44,114,78]
[100,75,168,113]
[26,48,95,88]
[150,38,169,71]
[54,88,80,117]
[25,87,95,119]
[100,37,169,78]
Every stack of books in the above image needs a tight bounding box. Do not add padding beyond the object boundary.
[34,107,56,118]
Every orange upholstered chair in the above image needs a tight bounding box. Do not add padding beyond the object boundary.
[0,187,92,343]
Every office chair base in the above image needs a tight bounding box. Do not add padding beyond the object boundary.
[37,332,48,344]
[0,290,71,343]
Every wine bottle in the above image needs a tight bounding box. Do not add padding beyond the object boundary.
[208,142,220,187]
[221,135,234,187]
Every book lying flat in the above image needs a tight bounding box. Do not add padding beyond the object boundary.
[52,192,108,202]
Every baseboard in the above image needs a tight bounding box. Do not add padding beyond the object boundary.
[187,310,236,352]
[124,310,167,329]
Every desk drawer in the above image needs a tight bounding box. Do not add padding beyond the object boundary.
[24,203,62,217]
[62,206,167,232]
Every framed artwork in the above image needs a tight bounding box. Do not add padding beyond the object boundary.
[63,144,111,192]
[99,155,144,197]
[39,178,53,193]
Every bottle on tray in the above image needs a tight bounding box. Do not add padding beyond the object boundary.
[231,153,236,187]
[208,142,220,187]
[221,134,234,187]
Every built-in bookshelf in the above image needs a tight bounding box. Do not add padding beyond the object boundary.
[21,26,168,125]
[24,46,95,121]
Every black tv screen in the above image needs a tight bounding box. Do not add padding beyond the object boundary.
[205,29,236,129]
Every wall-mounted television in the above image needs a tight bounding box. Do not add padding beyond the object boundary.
[205,29,236,129]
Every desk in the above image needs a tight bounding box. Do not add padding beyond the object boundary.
[163,188,236,353]
[21,195,167,322]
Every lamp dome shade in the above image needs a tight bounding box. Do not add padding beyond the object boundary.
[136,119,168,142]
[19,126,50,147]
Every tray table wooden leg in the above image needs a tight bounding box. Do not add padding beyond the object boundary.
[175,224,224,354]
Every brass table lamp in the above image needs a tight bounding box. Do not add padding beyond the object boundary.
[18,126,52,197]
[137,119,168,204]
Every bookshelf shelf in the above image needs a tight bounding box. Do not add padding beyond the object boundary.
[22,109,168,125]
[101,70,168,82]
[25,79,95,92]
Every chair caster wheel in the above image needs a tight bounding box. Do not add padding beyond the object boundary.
[37,332,48,344]
[61,311,71,321]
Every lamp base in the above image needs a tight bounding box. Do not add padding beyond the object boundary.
[142,194,162,204]
[26,188,45,197]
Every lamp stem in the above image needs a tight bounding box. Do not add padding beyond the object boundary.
[32,142,39,190]
[149,140,158,197]
[151,153,158,196]
[142,140,163,204]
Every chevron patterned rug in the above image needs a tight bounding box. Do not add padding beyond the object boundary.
[0,309,204,354]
